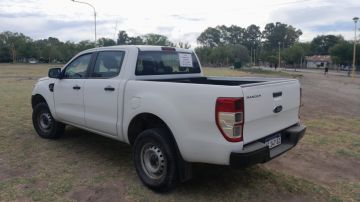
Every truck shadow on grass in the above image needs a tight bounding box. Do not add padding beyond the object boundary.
[53,127,328,201]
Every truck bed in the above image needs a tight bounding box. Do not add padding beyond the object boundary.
[142,76,300,144]
[150,76,291,87]
[151,76,261,86]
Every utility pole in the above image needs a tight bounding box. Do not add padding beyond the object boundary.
[253,48,256,66]
[250,47,253,66]
[71,0,97,46]
[352,17,359,79]
[278,42,281,69]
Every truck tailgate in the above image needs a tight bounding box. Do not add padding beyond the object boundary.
[242,80,300,144]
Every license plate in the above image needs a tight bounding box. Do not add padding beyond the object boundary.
[265,134,281,149]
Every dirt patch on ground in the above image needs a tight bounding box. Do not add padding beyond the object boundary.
[266,144,360,185]
[265,71,360,199]
[68,182,128,202]
[0,163,24,182]
[299,72,360,118]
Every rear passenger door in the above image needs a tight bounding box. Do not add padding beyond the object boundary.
[83,51,126,136]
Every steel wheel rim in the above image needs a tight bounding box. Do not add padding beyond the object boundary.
[38,111,52,132]
[140,143,167,180]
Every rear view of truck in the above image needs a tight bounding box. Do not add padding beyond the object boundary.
[213,79,306,168]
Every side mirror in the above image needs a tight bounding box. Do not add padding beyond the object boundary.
[48,68,62,79]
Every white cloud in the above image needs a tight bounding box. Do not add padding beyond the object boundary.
[0,0,359,44]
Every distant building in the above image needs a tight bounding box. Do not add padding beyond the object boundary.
[305,55,332,69]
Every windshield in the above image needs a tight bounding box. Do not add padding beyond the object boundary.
[135,51,201,75]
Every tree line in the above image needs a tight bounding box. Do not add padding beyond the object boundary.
[195,22,359,68]
[0,31,190,63]
[0,22,359,68]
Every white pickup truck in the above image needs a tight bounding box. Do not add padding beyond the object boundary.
[32,45,306,191]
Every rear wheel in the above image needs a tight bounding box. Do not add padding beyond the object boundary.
[32,102,65,139]
[133,128,178,192]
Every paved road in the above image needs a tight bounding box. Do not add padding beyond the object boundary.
[257,66,360,78]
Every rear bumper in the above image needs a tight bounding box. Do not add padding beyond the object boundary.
[229,124,306,168]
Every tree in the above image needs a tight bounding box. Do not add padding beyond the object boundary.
[245,24,261,49]
[262,22,302,51]
[116,30,144,45]
[177,42,191,49]
[143,34,173,46]
[117,31,130,45]
[197,27,222,47]
[77,40,95,51]
[195,44,249,66]
[0,31,32,62]
[225,25,247,45]
[128,36,144,45]
[329,41,353,65]
[283,43,310,67]
[195,46,212,66]
[97,38,116,47]
[232,44,250,64]
[197,25,247,47]
[0,33,11,62]
[310,35,344,55]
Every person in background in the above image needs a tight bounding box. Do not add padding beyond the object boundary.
[324,66,329,76]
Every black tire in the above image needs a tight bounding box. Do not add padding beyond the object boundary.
[32,102,65,139]
[133,128,178,192]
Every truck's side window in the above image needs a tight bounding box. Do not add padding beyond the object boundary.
[63,54,92,79]
[91,51,125,78]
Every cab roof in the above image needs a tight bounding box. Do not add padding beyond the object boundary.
[79,45,193,55]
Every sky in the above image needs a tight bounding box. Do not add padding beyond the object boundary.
[0,0,359,47]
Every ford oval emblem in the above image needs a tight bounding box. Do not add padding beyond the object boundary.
[273,105,283,113]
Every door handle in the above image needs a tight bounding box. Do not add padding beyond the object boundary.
[73,85,81,90]
[104,86,115,91]
[273,91,282,98]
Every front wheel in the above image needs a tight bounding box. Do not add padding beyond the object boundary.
[32,102,65,139]
[133,128,178,192]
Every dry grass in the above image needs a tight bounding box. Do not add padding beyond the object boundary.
[1,64,358,201]
[203,67,303,78]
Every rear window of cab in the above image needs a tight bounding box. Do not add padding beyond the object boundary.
[135,51,201,75]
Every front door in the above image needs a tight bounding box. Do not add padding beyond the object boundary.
[54,53,92,126]
[84,51,126,136]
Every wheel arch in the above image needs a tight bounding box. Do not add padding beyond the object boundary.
[127,113,174,146]
[31,94,47,109]
[31,92,57,120]
[127,112,192,182]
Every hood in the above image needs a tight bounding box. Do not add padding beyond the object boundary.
[38,77,49,82]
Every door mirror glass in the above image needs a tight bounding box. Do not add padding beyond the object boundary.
[48,68,62,79]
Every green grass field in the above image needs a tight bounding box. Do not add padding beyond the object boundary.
[0,64,359,201]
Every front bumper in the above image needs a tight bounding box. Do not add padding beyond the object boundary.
[230,124,306,168]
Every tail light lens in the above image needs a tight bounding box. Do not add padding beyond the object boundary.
[215,98,244,142]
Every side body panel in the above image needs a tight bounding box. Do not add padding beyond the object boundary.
[122,80,245,165]
[32,78,57,118]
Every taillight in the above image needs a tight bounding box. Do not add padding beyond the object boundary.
[215,97,244,142]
